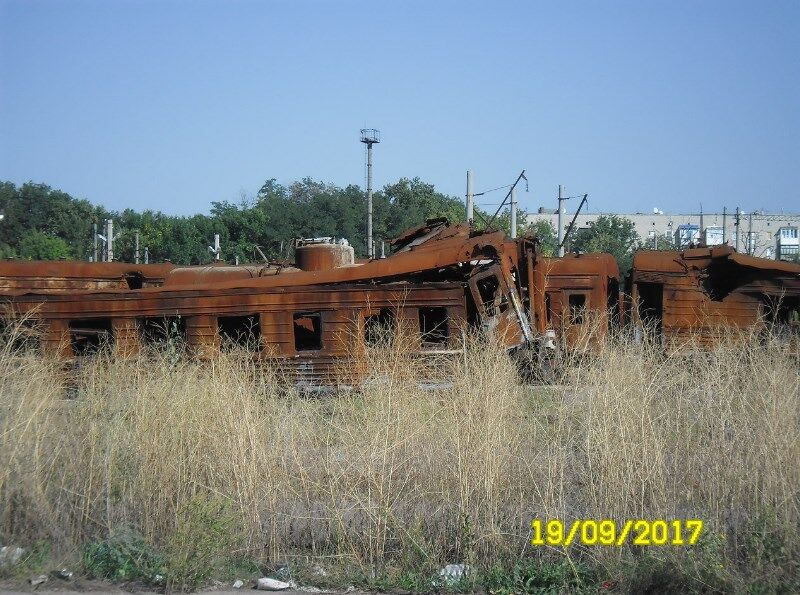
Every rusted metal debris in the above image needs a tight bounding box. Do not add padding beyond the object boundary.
[629,245,800,347]
[2,221,797,384]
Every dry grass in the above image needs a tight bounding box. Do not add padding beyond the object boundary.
[0,319,798,592]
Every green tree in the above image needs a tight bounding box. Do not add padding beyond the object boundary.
[254,178,372,258]
[569,215,639,273]
[528,219,558,256]
[19,231,72,260]
[637,234,674,252]
[0,176,499,264]
[384,177,465,237]
[0,243,16,259]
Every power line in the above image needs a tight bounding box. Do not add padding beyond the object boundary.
[486,170,528,229]
[473,183,512,197]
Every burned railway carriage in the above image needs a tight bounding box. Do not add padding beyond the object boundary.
[537,254,621,349]
[2,220,620,383]
[630,246,800,347]
[4,220,797,382]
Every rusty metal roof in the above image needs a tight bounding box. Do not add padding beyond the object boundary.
[633,246,800,276]
[541,252,620,280]
[0,260,175,295]
[0,260,175,278]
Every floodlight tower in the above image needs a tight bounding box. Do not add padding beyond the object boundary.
[360,128,380,259]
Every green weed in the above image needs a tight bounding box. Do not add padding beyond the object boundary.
[164,495,243,592]
[82,528,163,583]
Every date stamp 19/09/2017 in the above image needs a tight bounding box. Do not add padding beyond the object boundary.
[531,519,704,547]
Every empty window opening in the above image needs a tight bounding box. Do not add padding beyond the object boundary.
[364,308,395,346]
[125,272,144,290]
[219,314,262,351]
[293,312,322,351]
[637,282,664,334]
[419,307,449,345]
[545,293,553,325]
[761,296,800,328]
[69,318,113,356]
[568,294,587,325]
[477,275,501,316]
[139,316,186,346]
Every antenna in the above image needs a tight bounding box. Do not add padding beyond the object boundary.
[360,128,380,259]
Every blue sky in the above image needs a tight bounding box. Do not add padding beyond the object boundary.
[1,0,798,216]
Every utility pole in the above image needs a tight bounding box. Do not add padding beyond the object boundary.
[557,184,566,257]
[208,234,221,261]
[366,140,373,258]
[485,170,528,231]
[360,129,380,259]
[699,204,704,237]
[510,186,517,239]
[722,207,727,244]
[135,231,140,264]
[106,219,114,262]
[466,170,474,225]
[93,223,98,262]
[735,207,741,252]
[748,212,753,255]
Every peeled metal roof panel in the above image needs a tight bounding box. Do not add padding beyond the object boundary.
[634,246,800,276]
[725,251,800,275]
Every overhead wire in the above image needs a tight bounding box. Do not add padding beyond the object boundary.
[473,183,513,197]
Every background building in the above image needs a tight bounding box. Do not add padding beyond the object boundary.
[527,209,800,260]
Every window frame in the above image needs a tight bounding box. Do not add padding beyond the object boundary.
[69,318,114,356]
[218,313,263,352]
[565,292,589,326]
[418,306,449,346]
[138,315,186,346]
[293,311,323,352]
[363,307,396,347]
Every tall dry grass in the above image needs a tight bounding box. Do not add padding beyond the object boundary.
[0,319,798,590]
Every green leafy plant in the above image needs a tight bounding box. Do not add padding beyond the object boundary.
[482,558,594,595]
[164,495,242,592]
[83,528,163,582]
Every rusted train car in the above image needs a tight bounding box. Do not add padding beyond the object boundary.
[535,253,621,350]
[2,220,565,385]
[629,246,800,347]
[5,220,796,383]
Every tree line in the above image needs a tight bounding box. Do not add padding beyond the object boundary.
[0,178,642,273]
